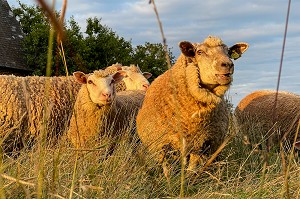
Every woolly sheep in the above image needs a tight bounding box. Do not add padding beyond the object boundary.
[136,35,249,174]
[234,90,300,150]
[67,70,146,148]
[104,63,152,91]
[0,75,80,153]
[0,64,151,153]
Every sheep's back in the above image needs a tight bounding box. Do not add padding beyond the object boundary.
[106,90,146,135]
[23,76,80,137]
[0,75,29,151]
[235,90,300,146]
[0,75,81,152]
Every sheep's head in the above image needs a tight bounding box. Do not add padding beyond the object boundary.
[179,35,249,86]
[73,70,126,106]
[121,65,152,91]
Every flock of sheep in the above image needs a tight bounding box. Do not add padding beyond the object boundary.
[1,35,299,176]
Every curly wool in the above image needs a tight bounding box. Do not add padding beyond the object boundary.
[136,58,230,172]
[104,64,127,92]
[203,35,224,47]
[67,89,146,148]
[104,64,147,92]
[104,63,123,75]
[0,75,80,152]
[122,64,141,73]
[235,90,300,148]
[93,70,111,78]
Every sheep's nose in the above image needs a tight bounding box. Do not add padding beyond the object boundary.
[102,93,111,100]
[221,62,234,69]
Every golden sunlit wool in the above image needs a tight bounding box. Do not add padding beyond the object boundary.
[0,75,80,152]
[136,35,249,173]
[67,71,145,148]
[104,63,152,92]
[235,90,300,149]
[0,65,151,154]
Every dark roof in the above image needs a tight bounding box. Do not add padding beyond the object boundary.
[0,0,31,73]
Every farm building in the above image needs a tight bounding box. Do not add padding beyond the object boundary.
[0,0,32,75]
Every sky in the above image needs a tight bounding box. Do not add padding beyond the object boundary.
[7,0,300,106]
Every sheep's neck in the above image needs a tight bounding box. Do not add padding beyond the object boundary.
[201,83,219,91]
[185,62,221,105]
[76,86,109,119]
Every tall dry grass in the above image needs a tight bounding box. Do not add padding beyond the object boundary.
[1,112,300,198]
[0,0,299,198]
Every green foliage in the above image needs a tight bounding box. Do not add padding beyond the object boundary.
[13,3,52,75]
[132,42,174,82]
[12,3,174,78]
[57,17,86,74]
[82,17,134,71]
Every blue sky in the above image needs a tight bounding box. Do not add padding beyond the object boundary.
[7,0,300,106]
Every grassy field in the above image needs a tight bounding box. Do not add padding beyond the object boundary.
[1,113,299,199]
[2,1,298,198]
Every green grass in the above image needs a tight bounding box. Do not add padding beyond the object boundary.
[1,114,300,198]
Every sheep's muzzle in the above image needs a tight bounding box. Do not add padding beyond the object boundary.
[215,73,232,85]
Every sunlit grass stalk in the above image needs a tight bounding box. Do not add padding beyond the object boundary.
[58,41,69,76]
[69,150,79,199]
[46,28,55,77]
[282,119,300,199]
[149,0,171,69]
[37,20,55,199]
[257,154,267,198]
[0,173,35,187]
[198,128,236,176]
[280,141,288,199]
[0,148,6,199]
[51,148,61,195]
[180,137,186,198]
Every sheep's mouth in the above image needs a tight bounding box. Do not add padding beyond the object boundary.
[96,100,112,107]
[215,73,232,84]
[104,100,112,105]
[216,73,232,78]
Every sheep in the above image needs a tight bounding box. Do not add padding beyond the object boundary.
[105,63,152,91]
[234,90,300,151]
[0,75,80,153]
[136,35,249,174]
[67,70,146,149]
[0,64,151,154]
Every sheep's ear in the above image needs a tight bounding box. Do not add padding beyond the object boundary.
[115,66,122,71]
[112,71,126,83]
[229,42,249,60]
[179,41,195,57]
[73,71,88,84]
[295,141,300,150]
[143,72,152,79]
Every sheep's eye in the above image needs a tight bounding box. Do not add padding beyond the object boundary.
[197,50,204,55]
[110,79,115,85]
[87,80,93,84]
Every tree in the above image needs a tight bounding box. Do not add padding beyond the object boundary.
[13,3,52,75]
[13,3,87,75]
[82,17,133,71]
[57,17,86,74]
[12,3,175,79]
[132,42,175,81]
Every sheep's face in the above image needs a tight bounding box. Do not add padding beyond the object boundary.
[180,36,248,85]
[74,71,126,106]
[122,69,152,91]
